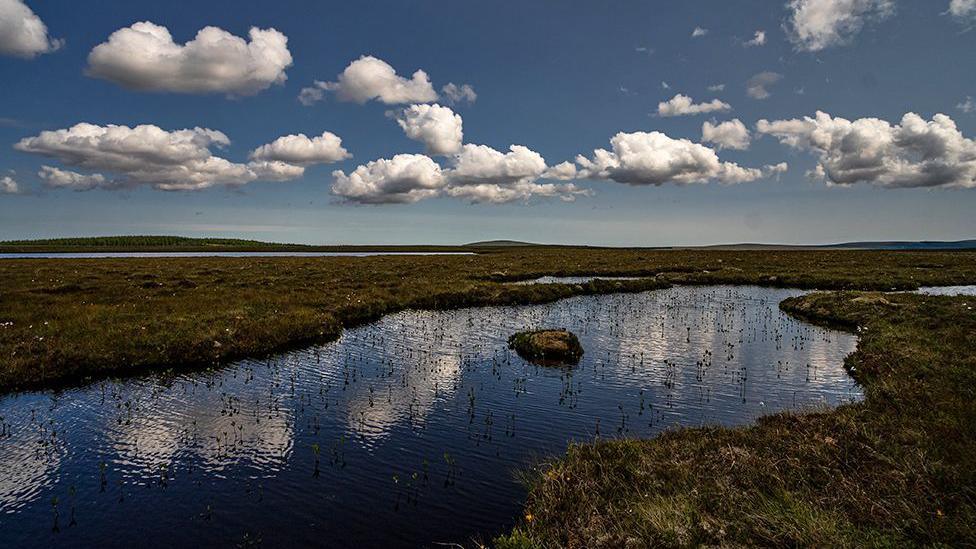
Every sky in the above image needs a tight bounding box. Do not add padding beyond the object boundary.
[0,0,975,246]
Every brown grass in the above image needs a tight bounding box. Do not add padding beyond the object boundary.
[1,248,975,393]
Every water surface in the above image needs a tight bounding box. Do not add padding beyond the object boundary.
[0,286,859,547]
[915,285,976,296]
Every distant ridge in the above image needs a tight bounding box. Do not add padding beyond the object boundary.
[0,235,278,248]
[824,240,976,250]
[2,235,974,251]
[700,240,976,251]
[465,240,541,247]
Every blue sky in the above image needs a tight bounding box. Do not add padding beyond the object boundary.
[1,0,974,245]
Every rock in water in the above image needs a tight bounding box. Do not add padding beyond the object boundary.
[508,329,584,366]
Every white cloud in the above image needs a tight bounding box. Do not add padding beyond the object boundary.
[446,180,589,204]
[38,166,108,190]
[786,0,894,52]
[692,26,709,37]
[395,104,463,156]
[702,119,752,150]
[249,131,351,166]
[958,96,975,114]
[446,145,589,204]
[757,111,976,188]
[15,123,310,191]
[746,71,783,99]
[661,81,671,90]
[0,175,19,194]
[441,83,477,105]
[576,131,781,186]
[707,83,726,92]
[301,56,438,106]
[0,0,61,58]
[744,30,767,46]
[331,154,445,204]
[657,94,732,117]
[331,144,591,205]
[297,86,325,106]
[950,0,976,20]
[543,161,578,180]
[86,22,292,95]
[448,144,546,186]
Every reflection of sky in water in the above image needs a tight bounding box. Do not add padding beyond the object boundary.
[0,286,859,548]
[915,286,976,296]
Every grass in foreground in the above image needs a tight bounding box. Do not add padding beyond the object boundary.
[497,291,976,547]
[1,249,976,392]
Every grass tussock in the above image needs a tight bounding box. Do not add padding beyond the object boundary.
[508,329,584,365]
[499,291,976,547]
[1,248,975,392]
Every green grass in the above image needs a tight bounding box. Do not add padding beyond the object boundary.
[1,249,975,392]
[498,291,976,547]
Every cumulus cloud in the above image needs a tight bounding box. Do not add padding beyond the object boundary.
[447,144,545,186]
[15,123,312,191]
[441,83,477,105]
[301,56,438,106]
[249,131,351,166]
[38,166,109,190]
[443,144,590,203]
[786,0,894,52]
[331,144,591,205]
[0,0,61,58]
[86,22,292,95]
[543,161,578,180]
[744,30,767,46]
[702,119,752,150]
[657,94,732,117]
[757,111,976,188]
[576,131,782,186]
[949,0,976,21]
[446,180,589,204]
[395,104,463,155]
[331,154,445,204]
[692,26,709,37]
[0,175,20,194]
[746,71,783,99]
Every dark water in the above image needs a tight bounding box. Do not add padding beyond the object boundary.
[0,251,474,259]
[0,286,859,548]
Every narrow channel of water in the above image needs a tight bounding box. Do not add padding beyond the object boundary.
[915,286,976,296]
[0,286,860,548]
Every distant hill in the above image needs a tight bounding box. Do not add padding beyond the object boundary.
[3,235,974,252]
[465,240,541,247]
[824,240,976,250]
[701,240,976,251]
[0,235,283,248]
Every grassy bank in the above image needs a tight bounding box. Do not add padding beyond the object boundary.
[497,291,976,547]
[0,235,472,253]
[1,249,975,392]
